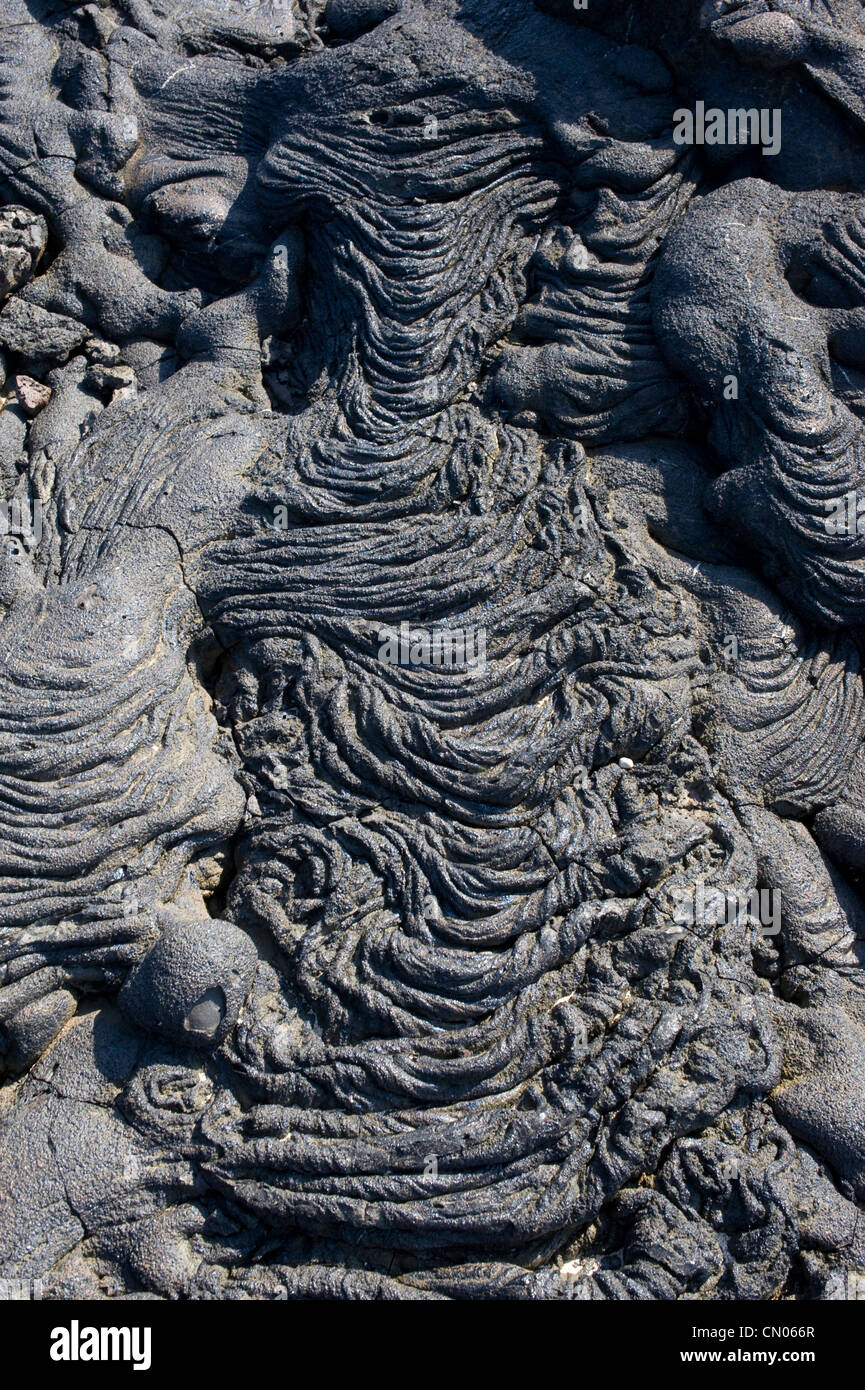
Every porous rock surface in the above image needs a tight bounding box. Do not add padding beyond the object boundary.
[0,0,864,1300]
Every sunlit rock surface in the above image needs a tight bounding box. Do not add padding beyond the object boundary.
[1,0,865,1300]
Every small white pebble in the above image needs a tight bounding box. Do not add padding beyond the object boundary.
[618,757,634,769]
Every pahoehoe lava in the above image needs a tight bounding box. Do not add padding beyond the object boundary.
[0,0,864,1301]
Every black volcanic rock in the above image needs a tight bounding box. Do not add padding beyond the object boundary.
[0,0,864,1303]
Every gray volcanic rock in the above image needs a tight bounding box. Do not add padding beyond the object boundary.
[0,299,89,365]
[0,207,47,302]
[0,0,864,1303]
